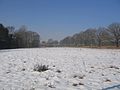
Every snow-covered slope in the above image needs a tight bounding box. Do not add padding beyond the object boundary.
[0,48,120,90]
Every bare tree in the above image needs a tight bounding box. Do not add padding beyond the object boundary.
[15,25,40,48]
[108,23,120,47]
[60,36,74,46]
[15,25,28,48]
[0,24,9,49]
[83,29,96,46]
[96,27,108,47]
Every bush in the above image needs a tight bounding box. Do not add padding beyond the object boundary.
[33,64,49,72]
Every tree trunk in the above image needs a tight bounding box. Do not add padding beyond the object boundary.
[98,39,102,47]
[116,39,119,47]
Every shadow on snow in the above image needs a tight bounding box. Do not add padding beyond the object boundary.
[102,84,120,90]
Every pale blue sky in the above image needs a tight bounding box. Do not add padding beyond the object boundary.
[0,0,120,41]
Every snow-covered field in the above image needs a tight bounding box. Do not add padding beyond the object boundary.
[0,48,120,90]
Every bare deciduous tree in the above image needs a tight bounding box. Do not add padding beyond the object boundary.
[108,23,120,47]
[15,25,40,48]
[96,27,108,47]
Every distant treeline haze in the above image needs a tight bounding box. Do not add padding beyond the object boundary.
[0,22,120,49]
[0,24,40,49]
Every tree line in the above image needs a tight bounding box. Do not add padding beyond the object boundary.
[41,39,59,47]
[0,24,40,49]
[60,23,120,47]
[0,22,120,49]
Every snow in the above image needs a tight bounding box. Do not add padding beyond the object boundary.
[0,48,120,90]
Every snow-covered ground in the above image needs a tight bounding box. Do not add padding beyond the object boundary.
[0,48,120,90]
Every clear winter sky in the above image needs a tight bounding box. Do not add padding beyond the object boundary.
[0,0,120,41]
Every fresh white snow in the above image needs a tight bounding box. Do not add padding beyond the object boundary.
[0,48,120,90]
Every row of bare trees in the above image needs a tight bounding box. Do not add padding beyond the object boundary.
[1,22,120,49]
[41,39,59,47]
[60,23,120,47]
[0,24,40,49]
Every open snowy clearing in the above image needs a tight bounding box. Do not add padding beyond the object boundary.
[0,48,120,90]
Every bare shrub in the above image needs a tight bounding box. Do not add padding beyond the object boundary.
[33,64,49,72]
